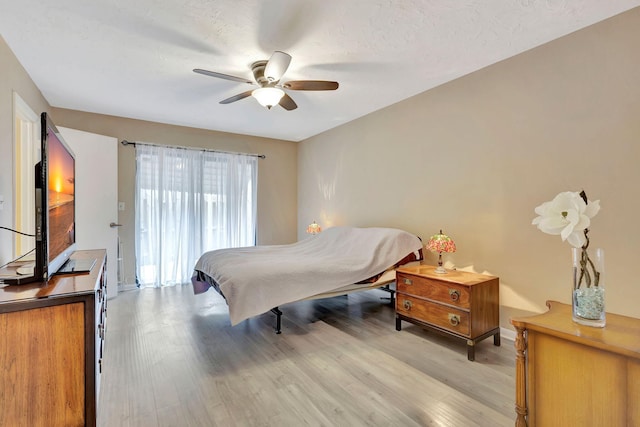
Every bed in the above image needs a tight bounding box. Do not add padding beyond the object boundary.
[192,226,423,333]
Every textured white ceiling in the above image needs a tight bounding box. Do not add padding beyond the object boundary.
[2,1,639,141]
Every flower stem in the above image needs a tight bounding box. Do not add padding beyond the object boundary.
[576,230,600,289]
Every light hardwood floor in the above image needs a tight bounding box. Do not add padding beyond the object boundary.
[98,285,516,427]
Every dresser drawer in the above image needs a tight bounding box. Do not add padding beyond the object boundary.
[396,294,470,336]
[396,273,470,309]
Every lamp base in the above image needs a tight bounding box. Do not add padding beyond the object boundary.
[434,265,447,274]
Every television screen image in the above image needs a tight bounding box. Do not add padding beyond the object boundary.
[36,113,78,280]
[47,130,75,262]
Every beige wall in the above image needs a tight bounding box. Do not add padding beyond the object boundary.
[50,109,298,285]
[298,8,640,327]
[0,36,51,264]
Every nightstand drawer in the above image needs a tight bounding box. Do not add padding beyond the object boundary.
[396,295,470,336]
[397,273,470,308]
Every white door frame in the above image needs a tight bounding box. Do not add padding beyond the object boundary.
[12,91,39,259]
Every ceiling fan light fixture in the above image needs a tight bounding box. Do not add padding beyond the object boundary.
[252,87,285,109]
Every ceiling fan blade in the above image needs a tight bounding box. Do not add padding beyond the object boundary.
[220,90,254,104]
[264,51,292,82]
[193,69,254,84]
[282,80,339,91]
[279,93,298,111]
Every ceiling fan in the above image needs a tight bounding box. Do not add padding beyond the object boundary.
[193,51,339,111]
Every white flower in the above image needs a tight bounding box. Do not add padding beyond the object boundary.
[532,191,600,248]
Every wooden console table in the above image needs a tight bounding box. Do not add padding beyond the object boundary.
[0,249,107,427]
[510,301,640,427]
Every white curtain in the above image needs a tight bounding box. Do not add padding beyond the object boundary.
[135,144,257,287]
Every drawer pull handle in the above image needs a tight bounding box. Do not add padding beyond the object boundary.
[403,300,412,310]
[403,278,413,285]
[448,314,460,327]
[449,289,460,301]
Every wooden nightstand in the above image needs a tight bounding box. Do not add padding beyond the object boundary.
[395,265,500,361]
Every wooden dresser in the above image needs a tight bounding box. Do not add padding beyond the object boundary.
[0,249,107,427]
[395,265,500,361]
[511,301,640,427]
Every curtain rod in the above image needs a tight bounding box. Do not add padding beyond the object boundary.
[120,139,266,159]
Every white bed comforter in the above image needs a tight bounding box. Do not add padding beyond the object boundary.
[193,226,423,325]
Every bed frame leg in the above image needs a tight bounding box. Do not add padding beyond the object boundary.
[271,307,282,334]
[380,284,396,306]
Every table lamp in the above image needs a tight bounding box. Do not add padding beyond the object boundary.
[426,229,456,273]
[306,221,321,235]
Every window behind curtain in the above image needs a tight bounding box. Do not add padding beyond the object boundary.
[135,144,257,287]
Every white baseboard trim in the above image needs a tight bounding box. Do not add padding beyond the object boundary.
[118,283,138,292]
[500,327,516,342]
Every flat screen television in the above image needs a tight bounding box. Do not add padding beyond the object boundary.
[32,112,78,281]
[5,113,96,285]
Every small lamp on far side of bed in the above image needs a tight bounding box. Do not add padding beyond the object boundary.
[426,229,456,273]
[307,221,322,235]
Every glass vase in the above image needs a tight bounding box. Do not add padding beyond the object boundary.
[572,247,605,327]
